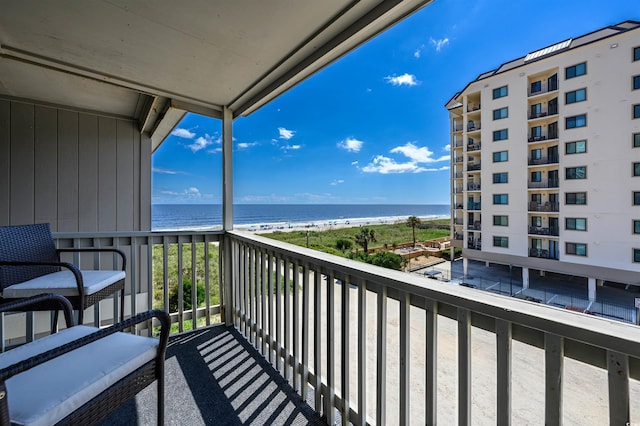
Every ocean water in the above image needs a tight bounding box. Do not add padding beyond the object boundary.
[152,204,450,231]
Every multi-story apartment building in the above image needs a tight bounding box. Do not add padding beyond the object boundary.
[447,20,640,299]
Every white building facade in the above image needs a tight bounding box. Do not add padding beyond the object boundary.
[447,20,640,297]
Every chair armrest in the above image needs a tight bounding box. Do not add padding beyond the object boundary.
[0,294,74,328]
[0,261,85,298]
[0,309,170,383]
[56,248,127,272]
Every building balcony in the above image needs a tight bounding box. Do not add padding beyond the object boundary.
[528,226,560,236]
[467,143,481,152]
[0,228,636,425]
[467,123,481,132]
[467,202,481,210]
[454,172,463,179]
[528,81,559,97]
[454,124,463,132]
[467,164,481,172]
[467,182,481,191]
[454,156,464,163]
[528,106,558,120]
[528,132,559,143]
[529,247,559,260]
[468,222,481,230]
[467,104,481,112]
[454,186,464,193]
[528,179,559,189]
[529,202,560,212]
[528,155,559,166]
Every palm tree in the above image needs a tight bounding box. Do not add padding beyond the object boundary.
[406,216,421,248]
[354,227,376,254]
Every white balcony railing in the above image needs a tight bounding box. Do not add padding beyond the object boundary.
[4,229,639,424]
[226,231,640,425]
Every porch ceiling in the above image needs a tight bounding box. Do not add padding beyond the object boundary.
[0,0,431,150]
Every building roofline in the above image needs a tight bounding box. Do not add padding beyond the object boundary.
[446,19,640,108]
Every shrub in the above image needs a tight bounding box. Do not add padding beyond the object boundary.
[169,279,205,312]
[336,238,353,251]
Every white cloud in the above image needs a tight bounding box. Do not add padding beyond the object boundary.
[280,144,301,151]
[444,144,451,152]
[351,161,359,166]
[384,73,418,86]
[278,127,295,140]
[187,133,217,153]
[330,179,344,186]
[337,137,364,153]
[430,37,450,52]
[152,167,189,175]
[362,142,449,174]
[185,187,201,198]
[390,142,449,163]
[236,142,258,149]
[171,128,196,139]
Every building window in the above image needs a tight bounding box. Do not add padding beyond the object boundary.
[493,129,508,141]
[493,215,508,226]
[565,88,586,104]
[530,80,542,94]
[566,166,586,180]
[634,192,640,206]
[635,133,640,148]
[634,75,640,90]
[565,62,586,79]
[633,220,640,234]
[531,216,542,227]
[566,192,587,205]
[530,126,542,138]
[566,242,587,256]
[566,218,587,231]
[634,104,640,119]
[634,249,640,263]
[566,114,586,129]
[530,171,542,182]
[493,194,508,205]
[493,151,508,162]
[493,107,508,120]
[493,85,508,99]
[566,140,586,154]
[634,47,640,61]
[493,236,509,248]
[493,172,508,183]
[634,163,640,177]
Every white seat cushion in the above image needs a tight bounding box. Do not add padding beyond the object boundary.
[2,270,126,298]
[0,325,158,426]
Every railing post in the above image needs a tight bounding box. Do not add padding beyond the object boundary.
[458,308,471,425]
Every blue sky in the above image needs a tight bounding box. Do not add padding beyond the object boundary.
[152,0,638,205]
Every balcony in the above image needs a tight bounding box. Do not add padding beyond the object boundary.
[529,247,559,260]
[529,155,559,166]
[467,202,481,210]
[528,226,560,236]
[467,164,481,172]
[467,237,481,250]
[468,222,481,230]
[3,5,640,424]
[529,202,560,212]
[528,179,559,189]
[467,182,481,191]
[467,123,481,132]
[528,105,558,120]
[467,143,481,152]
[0,227,636,424]
[528,80,559,97]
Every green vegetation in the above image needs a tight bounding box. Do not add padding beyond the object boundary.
[261,219,450,256]
[354,227,376,253]
[152,242,220,311]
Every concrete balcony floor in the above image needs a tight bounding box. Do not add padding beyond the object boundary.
[101,325,324,426]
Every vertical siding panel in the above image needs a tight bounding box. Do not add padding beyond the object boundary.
[34,106,58,227]
[139,133,151,231]
[116,120,134,231]
[98,117,117,231]
[9,102,35,225]
[57,110,79,232]
[0,100,10,225]
[78,113,99,232]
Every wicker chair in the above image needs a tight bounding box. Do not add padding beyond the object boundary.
[0,293,170,425]
[0,223,126,324]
